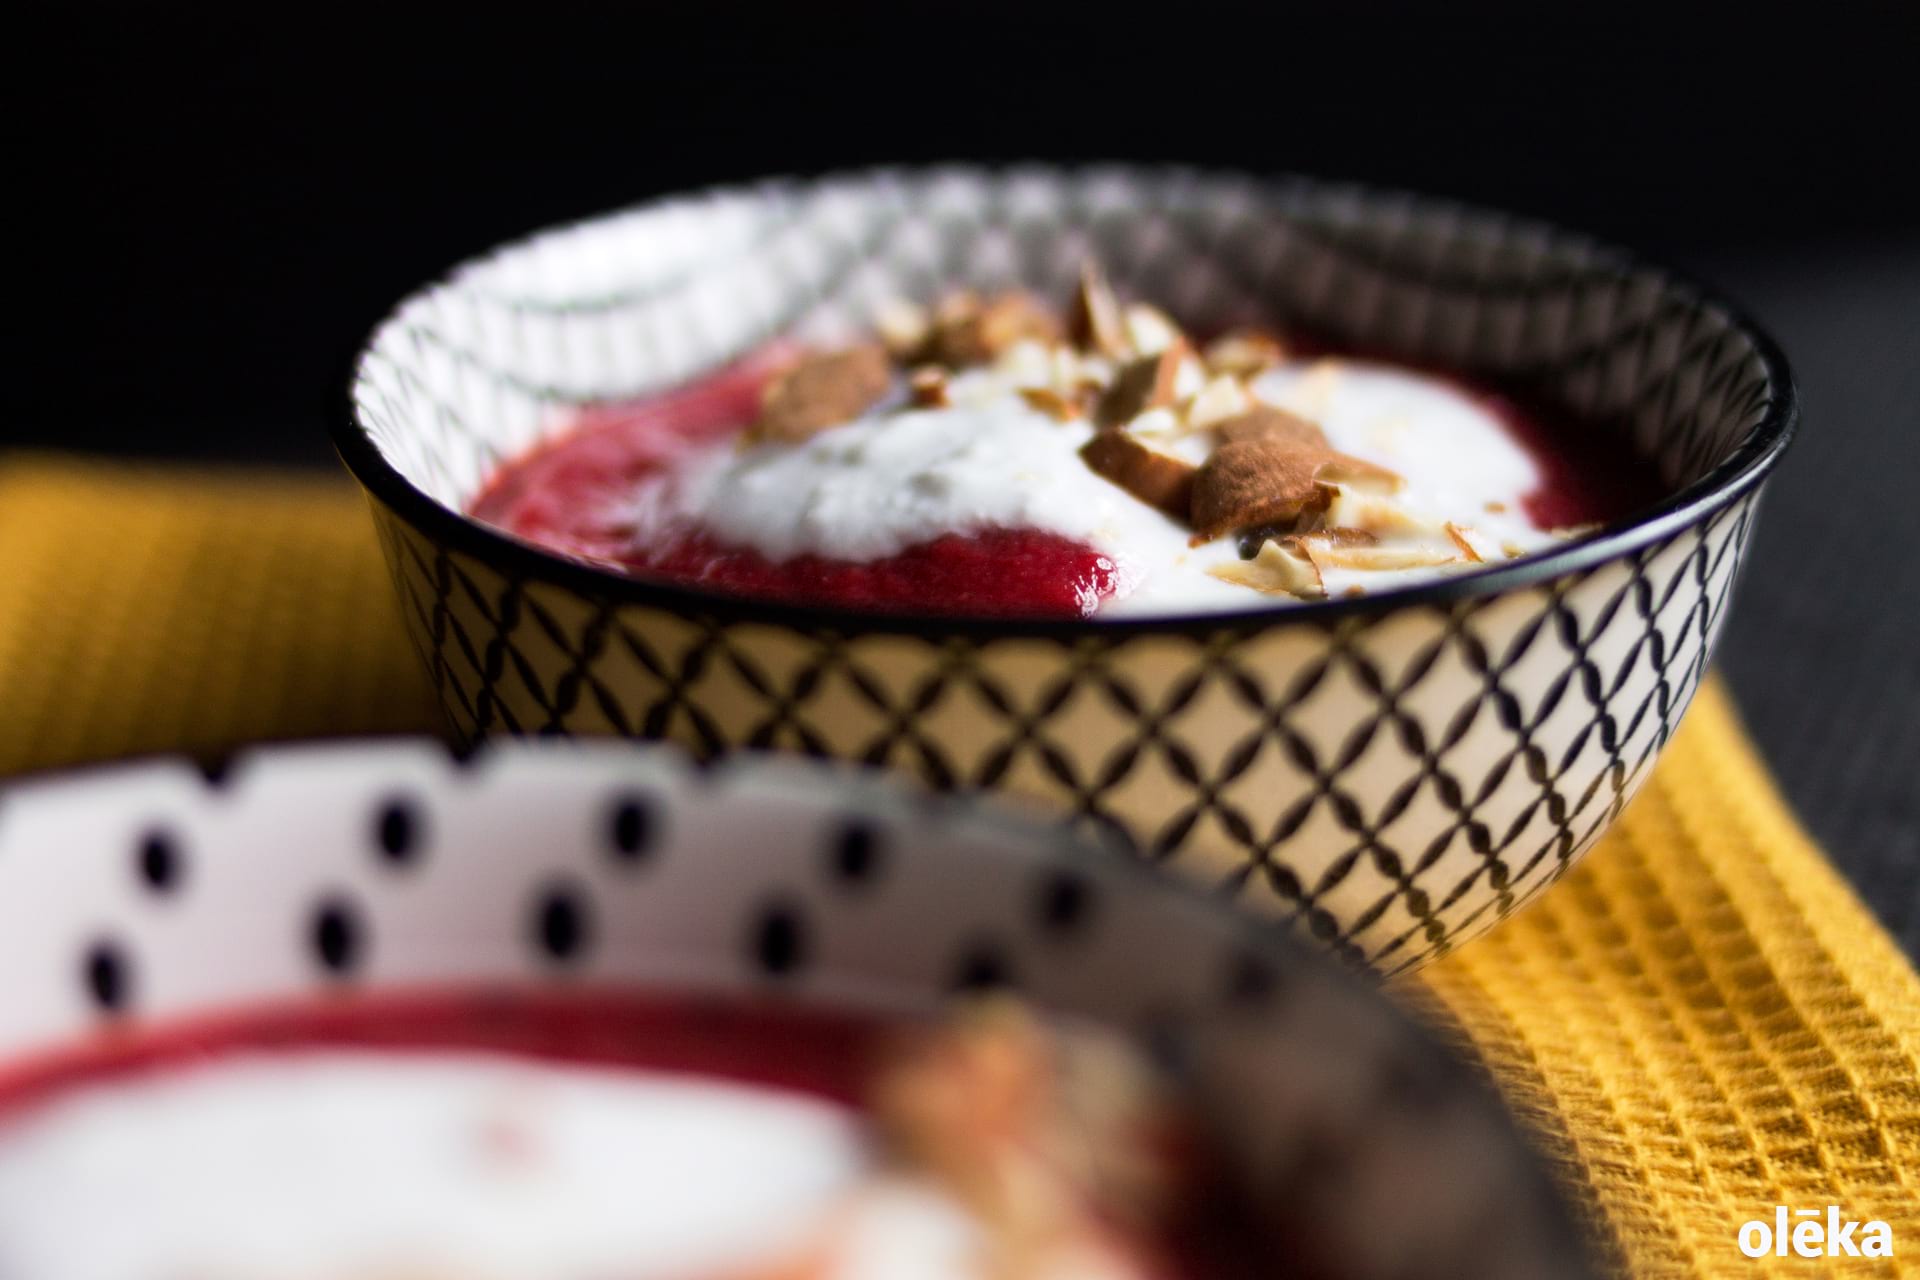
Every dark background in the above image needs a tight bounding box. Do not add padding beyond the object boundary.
[6,2,1920,944]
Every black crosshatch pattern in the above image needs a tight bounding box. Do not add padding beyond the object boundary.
[345,171,1782,975]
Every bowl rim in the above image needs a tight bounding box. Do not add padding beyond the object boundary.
[334,163,1799,640]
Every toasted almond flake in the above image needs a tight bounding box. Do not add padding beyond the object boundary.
[926,290,1060,366]
[1202,329,1289,378]
[1208,538,1326,599]
[1445,522,1509,563]
[995,338,1056,389]
[874,298,931,361]
[1268,358,1345,416]
[1047,346,1086,397]
[1315,454,1404,494]
[1019,386,1081,422]
[1125,406,1183,437]
[1344,585,1367,598]
[1079,429,1197,517]
[1213,405,1329,448]
[1171,353,1208,401]
[908,365,950,408]
[1184,376,1252,431]
[1317,489,1430,537]
[1069,260,1130,359]
[1304,542,1468,572]
[1297,527,1380,549]
[1484,500,1508,515]
[749,344,892,444]
[1123,303,1183,356]
[1189,438,1333,541]
[1094,343,1190,428]
[1501,540,1529,559]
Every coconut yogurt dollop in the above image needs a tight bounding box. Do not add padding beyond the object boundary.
[654,355,1562,616]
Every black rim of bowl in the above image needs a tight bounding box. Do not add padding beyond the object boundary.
[332,165,1799,641]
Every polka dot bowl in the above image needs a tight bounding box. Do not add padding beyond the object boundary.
[0,738,1593,1278]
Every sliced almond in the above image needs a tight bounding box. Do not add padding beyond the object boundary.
[929,291,1060,366]
[1079,429,1197,517]
[1208,538,1326,600]
[1202,328,1289,378]
[1302,542,1469,572]
[1315,453,1404,494]
[1094,343,1190,429]
[873,298,932,362]
[1444,522,1484,562]
[1125,406,1183,438]
[1297,527,1379,550]
[994,338,1055,389]
[908,365,950,408]
[1171,351,1208,401]
[1189,439,1333,541]
[1318,489,1429,537]
[1184,376,1252,432]
[1069,260,1130,359]
[750,344,892,444]
[1213,405,1329,449]
[1123,303,1184,356]
[1019,386,1081,422]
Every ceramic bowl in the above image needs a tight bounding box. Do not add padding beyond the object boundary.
[337,166,1795,972]
[0,740,1591,1278]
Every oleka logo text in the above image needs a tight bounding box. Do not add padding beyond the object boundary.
[1738,1207,1893,1259]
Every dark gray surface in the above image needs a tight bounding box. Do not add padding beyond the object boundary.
[1687,241,1920,952]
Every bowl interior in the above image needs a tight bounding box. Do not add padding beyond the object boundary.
[0,740,1590,1278]
[350,166,1786,549]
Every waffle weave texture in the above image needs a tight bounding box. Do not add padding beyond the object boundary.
[2,454,1915,1277]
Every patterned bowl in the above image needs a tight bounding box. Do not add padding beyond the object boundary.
[338,167,1796,974]
[0,740,1592,1278]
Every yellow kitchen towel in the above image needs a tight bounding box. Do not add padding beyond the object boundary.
[3,454,1916,1277]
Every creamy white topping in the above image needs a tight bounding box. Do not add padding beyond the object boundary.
[640,354,1562,616]
[0,1051,898,1280]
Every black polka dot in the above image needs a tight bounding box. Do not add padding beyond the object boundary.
[373,798,423,868]
[752,903,807,978]
[1036,871,1094,934]
[311,896,363,975]
[951,942,1015,992]
[82,939,130,1012]
[195,754,236,786]
[827,822,884,887]
[533,881,593,966]
[136,829,184,895]
[607,795,657,866]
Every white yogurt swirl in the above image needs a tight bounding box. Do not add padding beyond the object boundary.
[646,355,1561,616]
